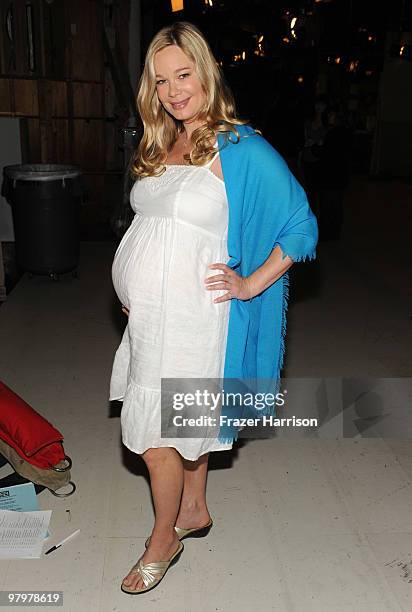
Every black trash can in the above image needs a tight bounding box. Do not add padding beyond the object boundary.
[2,165,82,279]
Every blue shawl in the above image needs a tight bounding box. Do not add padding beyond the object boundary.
[216,124,318,443]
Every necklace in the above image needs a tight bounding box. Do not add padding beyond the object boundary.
[166,132,192,165]
[180,134,189,147]
[179,133,191,163]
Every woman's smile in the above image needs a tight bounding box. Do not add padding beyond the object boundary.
[171,98,190,109]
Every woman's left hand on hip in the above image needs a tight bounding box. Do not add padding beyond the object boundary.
[204,263,252,303]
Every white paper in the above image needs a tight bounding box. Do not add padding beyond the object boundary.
[0,509,52,558]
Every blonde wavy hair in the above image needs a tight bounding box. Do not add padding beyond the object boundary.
[131,21,251,179]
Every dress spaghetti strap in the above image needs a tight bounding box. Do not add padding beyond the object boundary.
[203,149,219,169]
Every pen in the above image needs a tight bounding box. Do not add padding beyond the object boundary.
[44,529,80,555]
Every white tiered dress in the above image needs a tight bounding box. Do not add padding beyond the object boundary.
[109,144,233,460]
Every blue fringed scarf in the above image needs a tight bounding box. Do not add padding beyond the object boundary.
[216,124,319,443]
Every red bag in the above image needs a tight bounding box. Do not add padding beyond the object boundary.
[0,380,66,468]
[0,381,75,496]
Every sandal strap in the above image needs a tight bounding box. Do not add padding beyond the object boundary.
[133,559,169,587]
[129,559,169,575]
[174,518,213,538]
[127,542,183,588]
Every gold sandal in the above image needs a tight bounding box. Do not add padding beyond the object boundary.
[121,540,184,594]
[144,518,213,548]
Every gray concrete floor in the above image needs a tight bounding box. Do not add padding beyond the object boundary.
[0,175,411,611]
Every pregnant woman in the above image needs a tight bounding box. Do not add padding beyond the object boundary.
[110,21,318,595]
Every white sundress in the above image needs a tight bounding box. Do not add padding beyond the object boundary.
[109,143,233,461]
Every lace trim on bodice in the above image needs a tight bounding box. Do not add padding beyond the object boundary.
[141,164,223,194]
[142,165,190,193]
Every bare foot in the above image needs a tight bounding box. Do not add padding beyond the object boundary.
[175,504,211,530]
[122,531,180,592]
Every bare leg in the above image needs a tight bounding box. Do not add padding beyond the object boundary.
[122,447,183,591]
[175,452,211,529]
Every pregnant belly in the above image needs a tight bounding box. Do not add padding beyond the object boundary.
[112,216,229,320]
[111,216,172,310]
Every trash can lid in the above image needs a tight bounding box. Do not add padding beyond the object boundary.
[4,164,81,181]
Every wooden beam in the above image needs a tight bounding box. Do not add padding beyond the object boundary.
[37,78,52,161]
[103,27,139,123]
[64,0,74,164]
